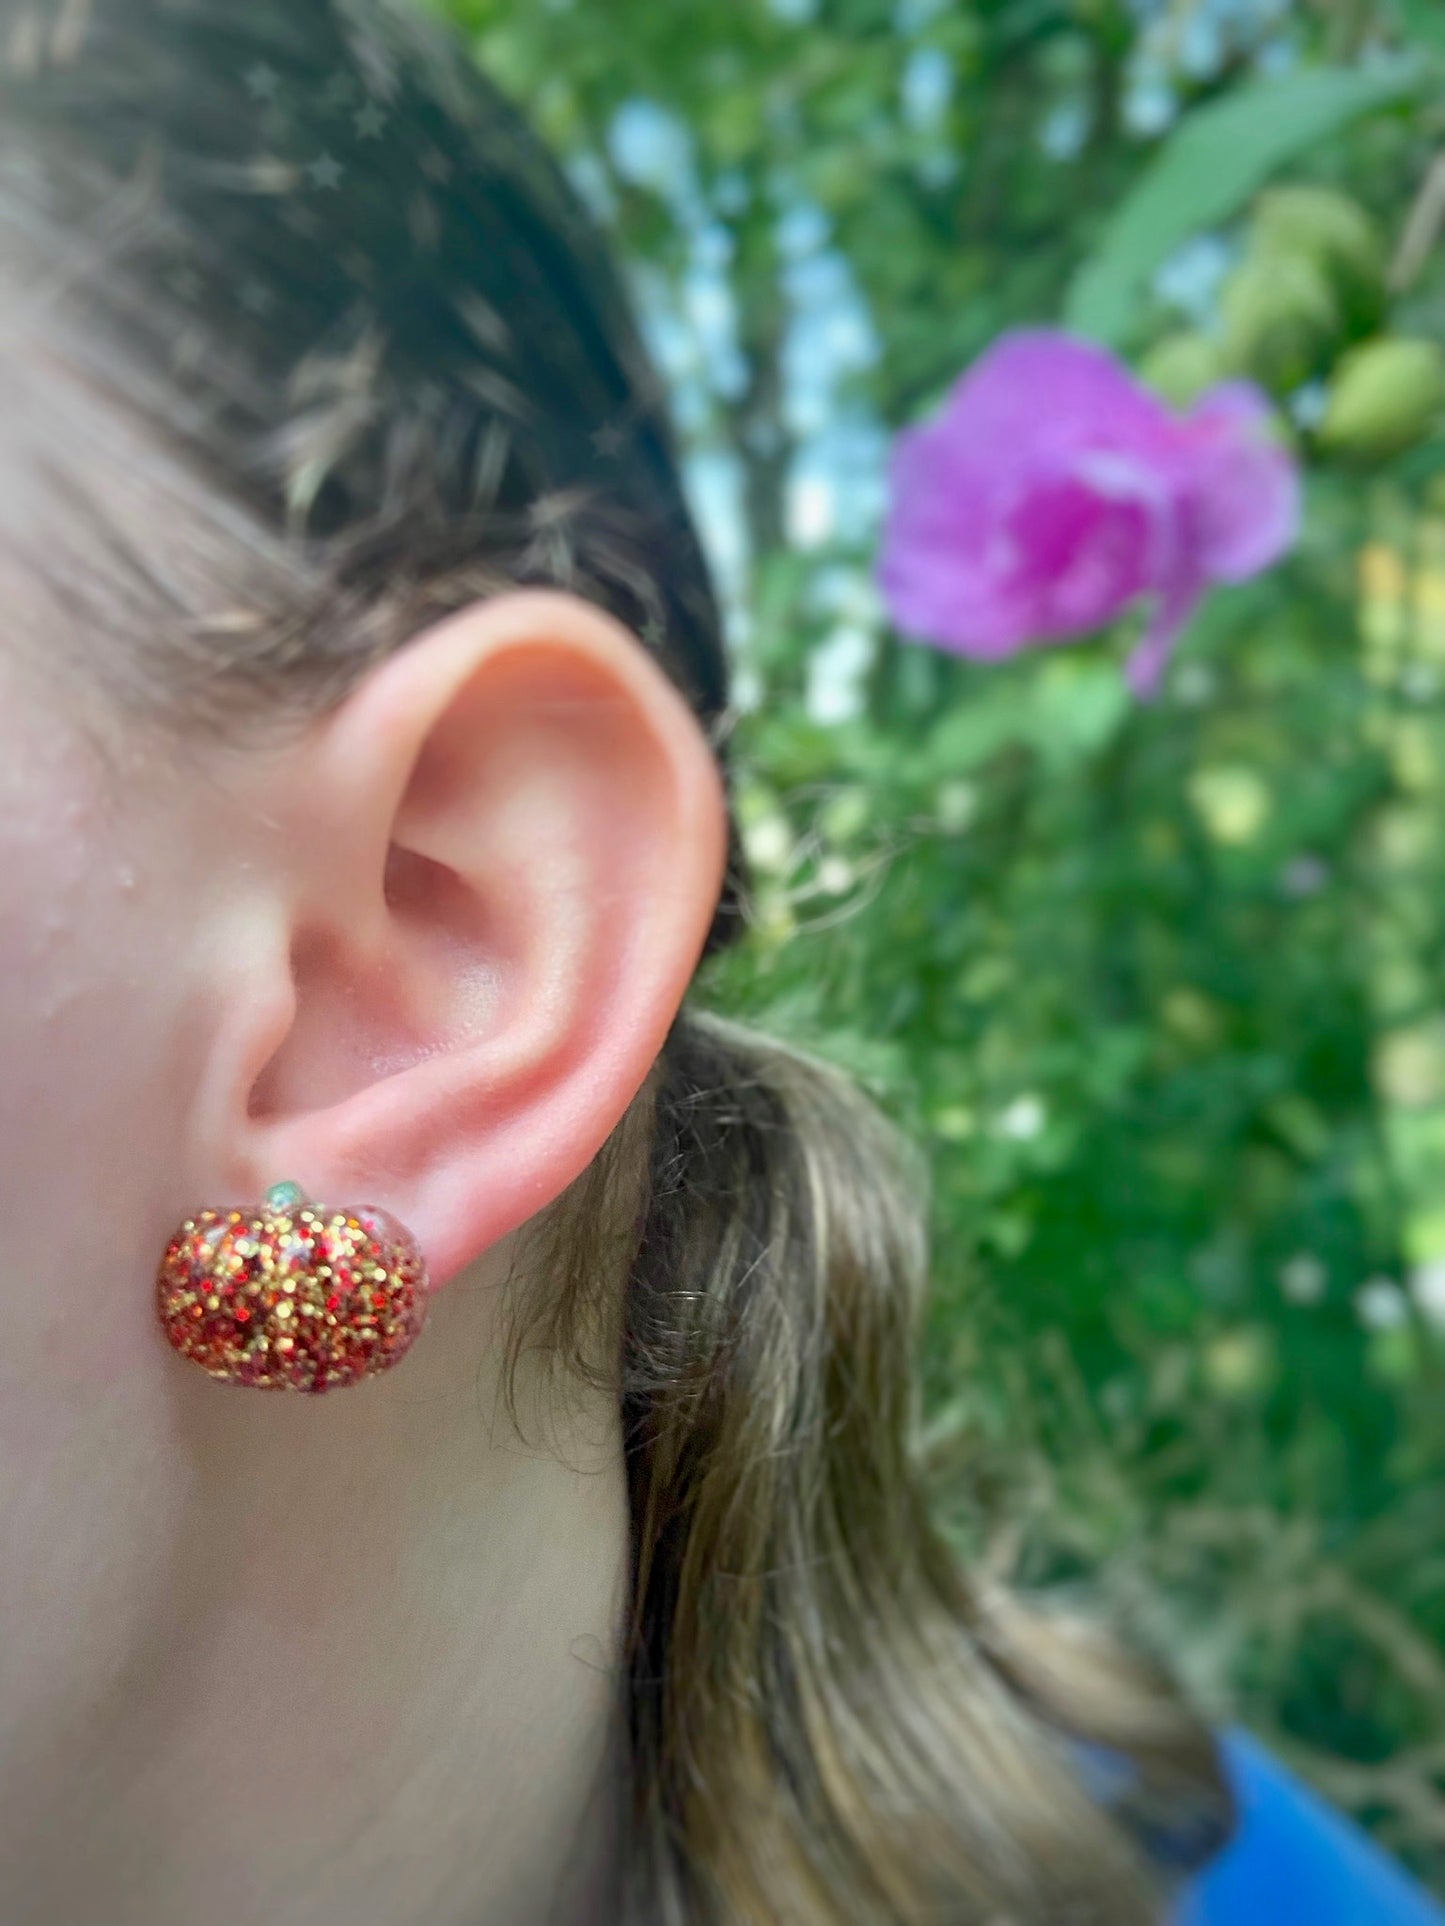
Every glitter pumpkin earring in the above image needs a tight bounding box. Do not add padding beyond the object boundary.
[156,1182,430,1392]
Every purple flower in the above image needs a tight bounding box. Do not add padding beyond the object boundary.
[877,331,1301,698]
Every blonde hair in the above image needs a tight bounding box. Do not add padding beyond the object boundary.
[0,2,1232,1917]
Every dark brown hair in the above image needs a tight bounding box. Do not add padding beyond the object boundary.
[0,3,1232,1918]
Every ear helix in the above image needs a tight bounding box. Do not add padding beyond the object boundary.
[156,1181,430,1392]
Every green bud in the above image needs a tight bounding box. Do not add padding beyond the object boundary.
[1318,338,1445,460]
[1252,185,1386,335]
[1220,251,1340,393]
[1138,332,1226,407]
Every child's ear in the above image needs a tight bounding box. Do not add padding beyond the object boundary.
[192,589,729,1286]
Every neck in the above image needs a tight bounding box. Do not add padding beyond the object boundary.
[24,1260,631,1926]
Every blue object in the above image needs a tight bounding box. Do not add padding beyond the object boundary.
[1178,1730,1444,1924]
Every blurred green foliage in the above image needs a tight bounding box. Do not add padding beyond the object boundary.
[439,0,1445,1882]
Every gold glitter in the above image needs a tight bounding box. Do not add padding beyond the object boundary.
[155,1194,429,1393]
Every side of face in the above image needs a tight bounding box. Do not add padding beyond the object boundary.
[0,653,232,1777]
[0,504,728,1841]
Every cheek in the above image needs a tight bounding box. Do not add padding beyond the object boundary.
[0,706,204,1763]
[0,729,186,1404]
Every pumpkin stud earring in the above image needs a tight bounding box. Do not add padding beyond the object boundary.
[156,1182,430,1392]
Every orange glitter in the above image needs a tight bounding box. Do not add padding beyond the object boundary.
[156,1192,429,1392]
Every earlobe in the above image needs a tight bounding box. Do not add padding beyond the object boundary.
[212,591,729,1289]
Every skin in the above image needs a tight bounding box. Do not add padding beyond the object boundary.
[0,584,730,1925]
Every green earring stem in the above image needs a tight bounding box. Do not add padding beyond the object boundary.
[264,1180,308,1212]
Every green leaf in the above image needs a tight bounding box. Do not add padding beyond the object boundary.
[921,681,1031,779]
[1029,660,1131,769]
[918,656,1129,781]
[1397,0,1445,55]
[1066,60,1423,346]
